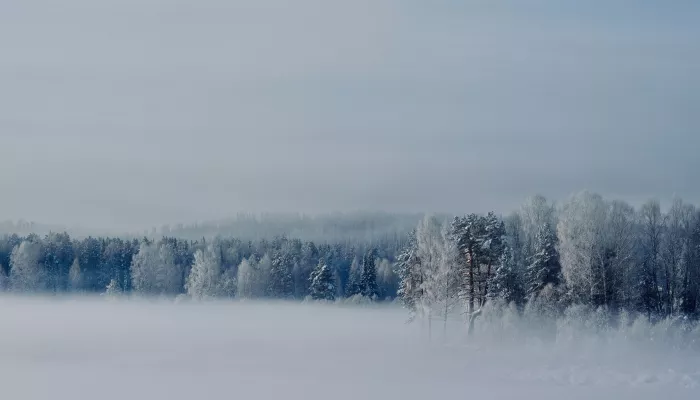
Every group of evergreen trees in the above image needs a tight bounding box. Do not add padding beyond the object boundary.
[397,193,700,327]
[0,234,401,301]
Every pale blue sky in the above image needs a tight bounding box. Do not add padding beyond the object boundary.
[1,0,698,230]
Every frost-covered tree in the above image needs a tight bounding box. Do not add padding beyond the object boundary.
[482,212,506,301]
[488,242,521,305]
[345,256,362,297]
[680,215,700,315]
[638,200,663,317]
[503,212,526,304]
[0,264,9,291]
[432,222,460,337]
[10,240,45,292]
[603,200,638,309]
[451,214,483,316]
[526,222,560,297]
[376,258,398,300]
[309,261,335,301]
[105,278,122,296]
[360,249,379,299]
[186,244,224,299]
[396,230,423,321]
[236,258,255,299]
[130,241,183,295]
[520,195,557,262]
[661,198,695,316]
[557,192,608,305]
[68,258,83,292]
[42,232,74,292]
[411,216,461,338]
[451,213,504,317]
[269,251,294,299]
[257,253,273,297]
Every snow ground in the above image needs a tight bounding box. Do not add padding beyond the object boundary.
[0,297,697,399]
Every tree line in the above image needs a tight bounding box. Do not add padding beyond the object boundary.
[396,192,700,334]
[2,191,699,326]
[0,234,402,301]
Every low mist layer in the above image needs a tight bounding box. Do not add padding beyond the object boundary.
[0,296,697,399]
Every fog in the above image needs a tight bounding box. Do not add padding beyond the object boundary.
[1,0,699,231]
[0,297,697,399]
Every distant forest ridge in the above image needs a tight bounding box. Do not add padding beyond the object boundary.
[0,212,424,242]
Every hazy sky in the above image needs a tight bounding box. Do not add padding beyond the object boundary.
[1,0,698,230]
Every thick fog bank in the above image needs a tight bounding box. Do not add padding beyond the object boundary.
[0,297,697,399]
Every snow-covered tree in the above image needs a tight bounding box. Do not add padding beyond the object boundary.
[269,251,294,299]
[638,200,663,317]
[488,242,521,305]
[257,253,273,297]
[360,249,379,299]
[345,256,362,297]
[526,222,560,297]
[236,258,255,299]
[396,230,423,321]
[520,195,557,262]
[451,213,504,317]
[218,267,237,298]
[376,258,398,300]
[42,232,74,292]
[557,192,608,305]
[482,212,506,301]
[130,241,183,296]
[68,258,83,292]
[0,265,9,291]
[680,216,700,315]
[432,222,460,337]
[412,215,461,338]
[503,212,527,304]
[451,214,483,316]
[603,200,638,309]
[309,261,335,301]
[660,198,695,316]
[104,278,122,296]
[10,240,45,292]
[186,244,224,300]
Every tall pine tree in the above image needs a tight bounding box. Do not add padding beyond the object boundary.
[526,223,561,297]
[360,248,379,299]
[488,242,522,304]
[309,261,335,301]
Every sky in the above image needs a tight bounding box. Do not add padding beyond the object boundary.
[1,0,698,231]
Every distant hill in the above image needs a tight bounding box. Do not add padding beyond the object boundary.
[0,212,426,243]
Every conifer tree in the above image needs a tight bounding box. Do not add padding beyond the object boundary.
[269,252,294,298]
[309,261,335,301]
[360,248,379,299]
[396,230,423,320]
[526,223,561,297]
[488,242,521,304]
[345,256,362,297]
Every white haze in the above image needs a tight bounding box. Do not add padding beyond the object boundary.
[1,0,699,231]
[0,297,698,399]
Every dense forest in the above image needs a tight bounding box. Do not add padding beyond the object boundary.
[0,233,404,301]
[398,192,700,334]
[2,192,700,325]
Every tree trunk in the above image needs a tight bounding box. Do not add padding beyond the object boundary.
[468,250,475,315]
[467,308,481,337]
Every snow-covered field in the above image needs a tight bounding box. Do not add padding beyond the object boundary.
[0,297,697,399]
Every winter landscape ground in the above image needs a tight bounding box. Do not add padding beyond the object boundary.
[0,296,697,400]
